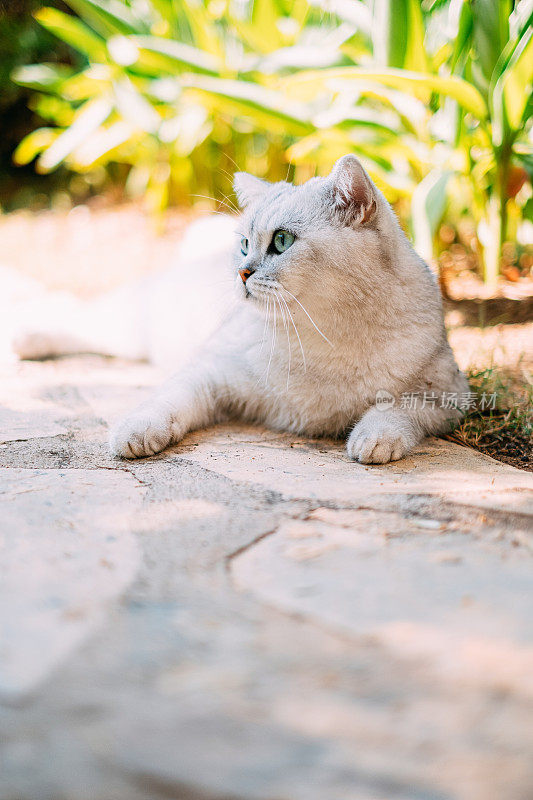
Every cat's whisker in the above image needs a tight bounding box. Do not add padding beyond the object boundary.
[265,294,277,385]
[191,194,238,215]
[196,209,235,221]
[280,287,334,347]
[258,292,271,357]
[276,289,307,373]
[219,191,240,213]
[247,280,309,376]
[274,292,291,390]
[253,291,274,390]
[222,152,243,173]
[217,166,240,189]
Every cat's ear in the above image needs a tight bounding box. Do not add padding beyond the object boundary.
[328,155,376,225]
[233,172,269,208]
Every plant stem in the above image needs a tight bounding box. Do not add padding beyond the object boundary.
[484,150,510,287]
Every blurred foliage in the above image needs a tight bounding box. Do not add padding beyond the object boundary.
[0,0,82,208]
[11,0,332,216]
[8,0,533,281]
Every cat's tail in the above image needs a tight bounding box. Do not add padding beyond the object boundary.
[2,265,151,363]
[3,212,237,366]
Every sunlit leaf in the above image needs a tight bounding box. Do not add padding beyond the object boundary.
[255,41,344,73]
[61,0,144,37]
[310,0,372,37]
[37,96,113,171]
[471,0,511,85]
[373,0,427,72]
[283,67,488,119]
[182,76,313,136]
[411,169,451,262]
[13,128,59,165]
[450,0,473,71]
[509,0,533,39]
[34,7,108,61]
[496,24,533,137]
[72,120,133,166]
[29,94,76,126]
[175,0,224,59]
[60,65,113,100]
[128,35,221,75]
[113,79,160,133]
[286,128,413,198]
[11,63,74,92]
[251,0,285,51]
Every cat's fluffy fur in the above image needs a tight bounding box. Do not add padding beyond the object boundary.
[10,156,468,463]
[109,155,467,463]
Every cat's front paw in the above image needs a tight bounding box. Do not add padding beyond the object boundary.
[110,407,174,459]
[346,417,411,464]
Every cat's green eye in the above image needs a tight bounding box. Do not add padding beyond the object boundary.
[272,230,295,254]
[241,237,249,256]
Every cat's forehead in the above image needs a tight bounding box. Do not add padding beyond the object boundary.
[245,179,324,236]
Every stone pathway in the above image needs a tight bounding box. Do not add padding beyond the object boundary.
[1,355,532,800]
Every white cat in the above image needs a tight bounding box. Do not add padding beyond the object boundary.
[11,156,468,464]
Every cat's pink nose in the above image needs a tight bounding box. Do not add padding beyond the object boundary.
[239,267,254,284]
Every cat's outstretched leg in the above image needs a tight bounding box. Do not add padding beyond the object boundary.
[346,397,464,464]
[109,356,246,458]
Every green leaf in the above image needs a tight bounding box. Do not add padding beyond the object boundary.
[113,79,160,133]
[288,128,413,198]
[491,22,533,146]
[173,0,223,58]
[36,96,113,172]
[60,66,113,101]
[182,76,313,136]
[510,0,533,39]
[471,0,511,84]
[34,7,108,61]
[322,0,372,36]
[284,67,488,119]
[13,128,58,165]
[373,0,427,72]
[523,196,533,223]
[251,0,285,51]
[127,35,221,76]
[254,42,344,74]
[72,120,133,166]
[411,169,451,262]
[322,110,400,137]
[450,1,473,72]
[501,25,533,131]
[10,63,74,92]
[28,94,75,126]
[61,0,143,37]
[148,0,177,30]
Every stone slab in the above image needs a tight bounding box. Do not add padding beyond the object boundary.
[1,357,533,800]
[176,425,533,515]
[0,467,143,699]
[231,511,533,696]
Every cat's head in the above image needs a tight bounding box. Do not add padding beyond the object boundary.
[232,155,394,311]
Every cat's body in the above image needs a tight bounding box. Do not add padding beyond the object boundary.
[6,213,238,369]
[10,156,468,463]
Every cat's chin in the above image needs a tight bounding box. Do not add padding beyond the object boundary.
[248,293,273,313]
[240,287,265,305]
